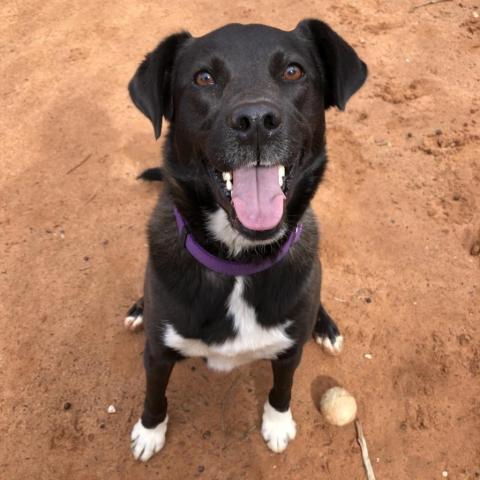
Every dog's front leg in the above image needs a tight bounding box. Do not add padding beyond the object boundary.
[261,349,302,453]
[131,343,176,462]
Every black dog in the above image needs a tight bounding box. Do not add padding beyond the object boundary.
[125,19,367,461]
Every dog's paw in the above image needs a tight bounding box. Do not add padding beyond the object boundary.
[314,333,344,355]
[124,313,143,331]
[124,298,144,332]
[131,417,168,462]
[261,401,296,453]
[314,310,343,355]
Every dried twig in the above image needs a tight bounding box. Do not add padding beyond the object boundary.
[355,420,376,480]
[409,0,452,13]
[65,153,92,175]
[84,191,98,205]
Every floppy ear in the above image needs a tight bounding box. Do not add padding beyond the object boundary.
[128,31,191,139]
[295,19,367,110]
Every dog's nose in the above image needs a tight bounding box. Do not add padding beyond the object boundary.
[228,102,282,138]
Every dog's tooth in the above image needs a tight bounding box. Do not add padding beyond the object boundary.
[226,180,232,191]
[278,165,285,186]
[222,172,232,182]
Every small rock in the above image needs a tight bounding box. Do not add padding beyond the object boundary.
[83,256,90,262]
[452,193,461,201]
[63,402,72,411]
[202,430,211,440]
[458,334,471,346]
[197,465,205,473]
[364,353,373,360]
[107,405,117,414]
[365,297,372,304]
[442,471,449,478]
[470,242,480,256]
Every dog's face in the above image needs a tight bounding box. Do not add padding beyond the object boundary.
[129,20,367,240]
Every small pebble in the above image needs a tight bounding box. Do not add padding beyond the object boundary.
[63,402,72,411]
[365,297,372,304]
[442,471,448,478]
[364,353,373,360]
[470,242,480,257]
[107,404,116,414]
[197,465,205,473]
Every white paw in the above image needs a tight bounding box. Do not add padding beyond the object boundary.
[315,334,344,355]
[261,401,296,453]
[131,417,168,462]
[124,314,143,332]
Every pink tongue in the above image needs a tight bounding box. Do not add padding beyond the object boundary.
[232,166,285,231]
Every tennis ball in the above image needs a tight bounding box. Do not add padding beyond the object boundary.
[320,387,357,426]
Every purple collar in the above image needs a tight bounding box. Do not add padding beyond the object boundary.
[173,207,303,276]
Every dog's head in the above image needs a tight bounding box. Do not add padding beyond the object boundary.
[129,20,367,242]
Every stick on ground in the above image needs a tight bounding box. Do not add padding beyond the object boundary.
[65,153,93,175]
[409,0,452,13]
[355,420,376,480]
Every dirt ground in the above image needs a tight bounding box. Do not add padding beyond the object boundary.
[1,0,479,479]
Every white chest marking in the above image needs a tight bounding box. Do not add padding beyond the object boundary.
[164,277,293,372]
[206,208,286,256]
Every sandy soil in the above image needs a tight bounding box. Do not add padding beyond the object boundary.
[1,1,479,479]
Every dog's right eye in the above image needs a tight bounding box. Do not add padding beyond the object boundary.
[194,71,215,86]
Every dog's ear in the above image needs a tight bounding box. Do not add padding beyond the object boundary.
[295,19,367,111]
[129,32,191,139]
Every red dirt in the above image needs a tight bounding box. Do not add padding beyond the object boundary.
[1,1,479,479]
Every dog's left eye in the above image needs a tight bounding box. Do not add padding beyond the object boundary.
[194,70,215,86]
[282,64,304,81]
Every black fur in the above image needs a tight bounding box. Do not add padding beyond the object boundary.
[137,167,163,182]
[127,20,367,457]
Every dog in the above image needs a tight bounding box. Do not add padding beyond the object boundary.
[124,19,367,461]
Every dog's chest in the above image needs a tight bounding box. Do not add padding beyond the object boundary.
[164,277,293,372]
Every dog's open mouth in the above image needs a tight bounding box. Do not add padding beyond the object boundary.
[211,161,298,233]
